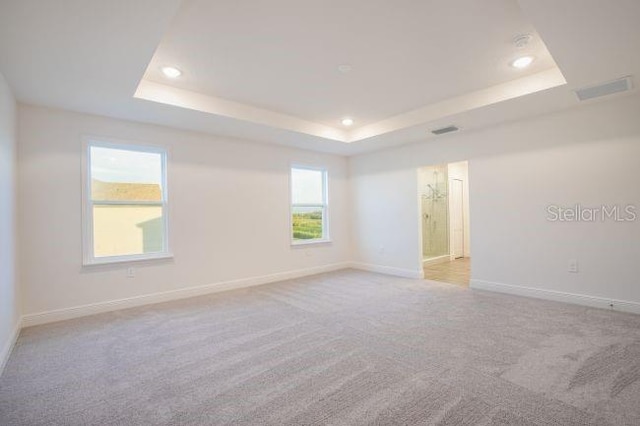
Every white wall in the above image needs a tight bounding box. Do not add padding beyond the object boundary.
[350,94,640,307]
[350,167,423,277]
[18,105,351,320]
[0,72,19,372]
[13,94,640,324]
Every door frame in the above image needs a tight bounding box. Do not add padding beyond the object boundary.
[449,178,464,260]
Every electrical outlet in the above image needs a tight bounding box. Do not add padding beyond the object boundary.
[305,249,312,257]
[127,267,135,278]
[378,245,385,254]
[568,259,579,273]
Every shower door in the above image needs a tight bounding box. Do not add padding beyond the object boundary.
[420,165,449,260]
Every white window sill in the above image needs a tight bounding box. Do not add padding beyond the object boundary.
[83,252,174,266]
[291,239,332,247]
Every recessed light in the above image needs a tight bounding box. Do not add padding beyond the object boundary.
[161,66,182,78]
[338,64,352,74]
[511,56,534,69]
[341,118,354,126]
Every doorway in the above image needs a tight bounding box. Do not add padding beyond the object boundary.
[419,161,471,286]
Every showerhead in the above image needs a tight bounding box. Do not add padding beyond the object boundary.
[425,184,446,200]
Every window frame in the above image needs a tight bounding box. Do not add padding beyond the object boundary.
[289,164,330,246]
[82,138,172,265]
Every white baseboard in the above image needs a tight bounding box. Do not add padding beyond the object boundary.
[470,279,640,315]
[350,262,424,279]
[0,318,22,377]
[21,262,352,328]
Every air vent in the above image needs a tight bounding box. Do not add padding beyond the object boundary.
[575,76,633,101]
[431,125,459,135]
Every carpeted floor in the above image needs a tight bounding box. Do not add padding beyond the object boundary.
[1,269,640,425]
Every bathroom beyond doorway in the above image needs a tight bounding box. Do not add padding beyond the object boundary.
[419,161,471,286]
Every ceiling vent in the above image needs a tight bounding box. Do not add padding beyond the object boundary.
[574,76,633,101]
[431,125,459,135]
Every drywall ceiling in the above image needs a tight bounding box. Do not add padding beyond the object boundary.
[0,0,638,155]
[135,0,568,143]
[143,0,557,129]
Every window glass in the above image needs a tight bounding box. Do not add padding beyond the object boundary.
[84,142,169,263]
[291,167,327,242]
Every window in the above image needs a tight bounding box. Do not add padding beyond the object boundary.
[291,166,328,244]
[83,140,170,264]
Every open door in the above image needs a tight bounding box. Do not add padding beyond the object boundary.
[450,178,464,259]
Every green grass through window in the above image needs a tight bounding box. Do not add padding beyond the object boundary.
[292,211,323,240]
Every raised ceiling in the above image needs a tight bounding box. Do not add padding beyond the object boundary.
[0,0,639,154]
[136,0,565,142]
[143,0,557,128]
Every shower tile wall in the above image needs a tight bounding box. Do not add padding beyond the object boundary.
[420,165,449,259]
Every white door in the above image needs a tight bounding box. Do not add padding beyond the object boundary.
[450,179,464,259]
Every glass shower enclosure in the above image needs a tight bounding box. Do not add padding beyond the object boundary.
[419,165,449,263]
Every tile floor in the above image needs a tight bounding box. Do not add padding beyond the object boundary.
[424,257,471,286]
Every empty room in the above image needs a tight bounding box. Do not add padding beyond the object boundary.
[1,1,640,425]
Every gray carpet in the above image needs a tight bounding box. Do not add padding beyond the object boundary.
[1,269,640,425]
